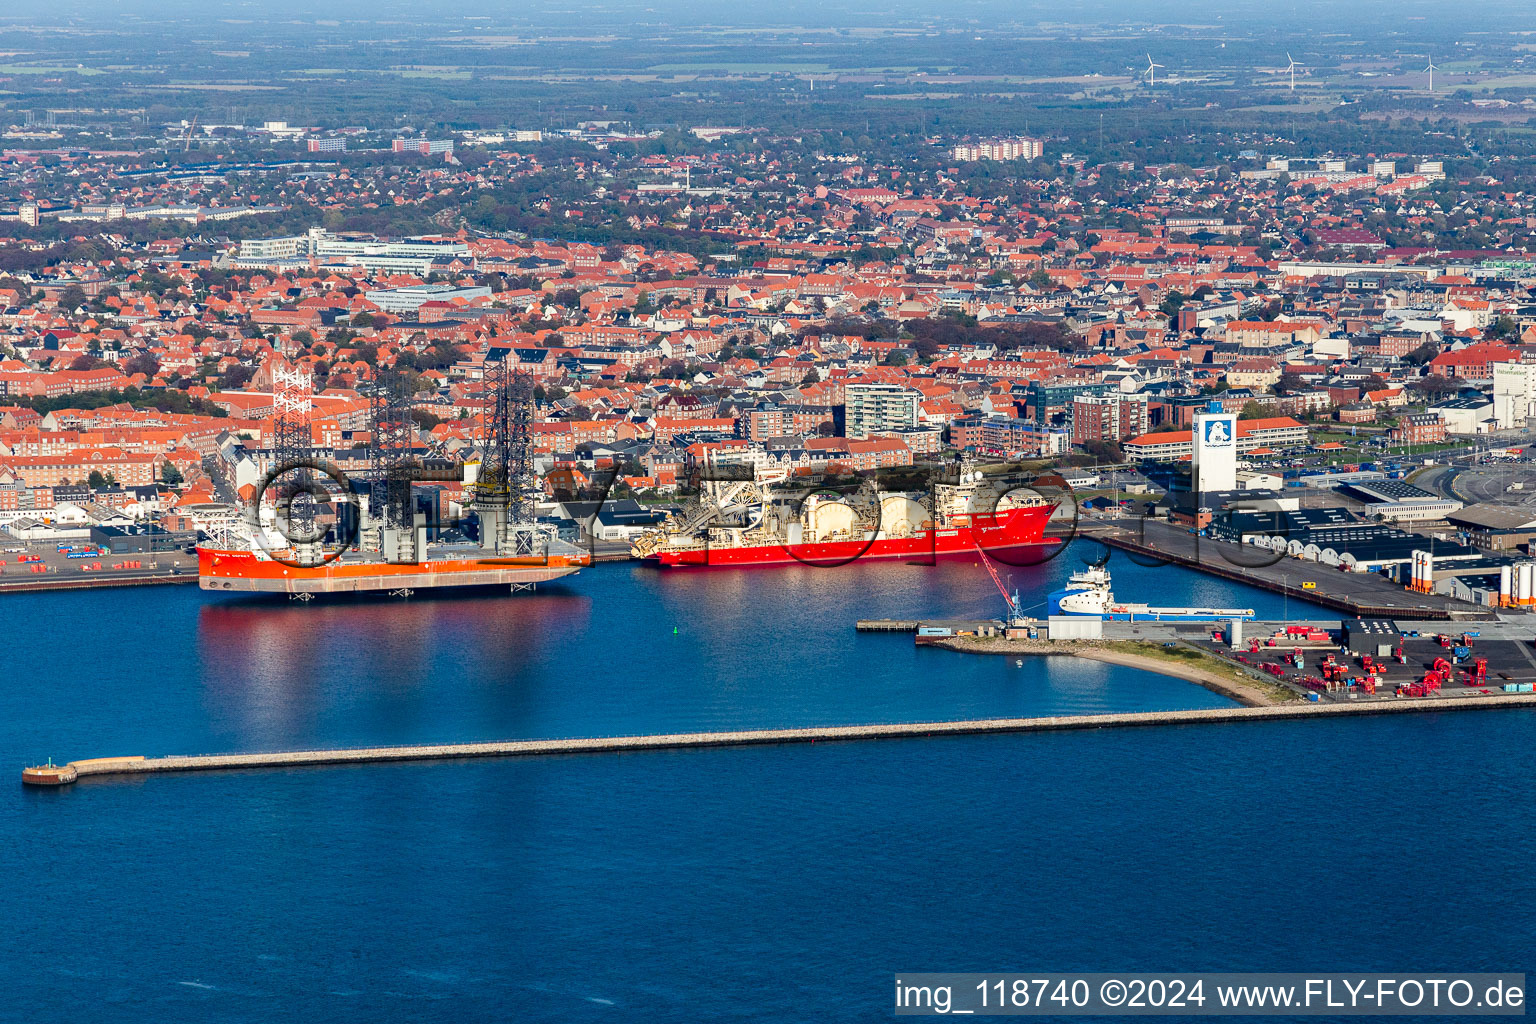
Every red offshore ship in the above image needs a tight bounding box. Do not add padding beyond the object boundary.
[630,472,1058,569]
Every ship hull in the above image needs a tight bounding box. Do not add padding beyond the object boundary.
[1098,609,1256,622]
[198,547,587,595]
[640,505,1057,569]
[1049,589,1254,622]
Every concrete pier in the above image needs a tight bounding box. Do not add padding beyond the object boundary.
[26,692,1536,785]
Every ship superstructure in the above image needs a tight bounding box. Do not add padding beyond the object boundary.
[631,469,1057,568]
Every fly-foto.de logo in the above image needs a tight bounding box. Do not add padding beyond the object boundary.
[1204,419,1234,446]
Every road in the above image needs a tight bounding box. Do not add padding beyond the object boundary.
[1413,463,1455,498]
[1417,462,1536,503]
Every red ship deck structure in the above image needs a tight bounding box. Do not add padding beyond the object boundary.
[631,471,1058,569]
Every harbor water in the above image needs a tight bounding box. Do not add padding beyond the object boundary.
[3,545,1265,758]
[6,546,1532,1020]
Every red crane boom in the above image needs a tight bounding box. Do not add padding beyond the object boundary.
[974,542,1019,620]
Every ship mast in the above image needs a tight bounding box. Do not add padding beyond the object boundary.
[270,364,321,566]
[367,367,420,562]
[474,353,539,556]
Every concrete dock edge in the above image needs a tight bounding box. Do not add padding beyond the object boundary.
[28,692,1536,785]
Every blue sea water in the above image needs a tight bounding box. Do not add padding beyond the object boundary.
[2,544,1274,759]
[5,546,1531,1021]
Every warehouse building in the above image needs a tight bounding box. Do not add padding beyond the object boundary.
[1214,506,1485,574]
[1428,394,1496,435]
[1446,504,1536,552]
[1343,480,1464,523]
[91,523,198,553]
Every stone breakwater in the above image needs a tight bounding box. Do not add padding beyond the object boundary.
[927,635,1290,707]
[25,693,1536,785]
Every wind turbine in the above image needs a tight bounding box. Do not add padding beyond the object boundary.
[1145,53,1165,88]
[1285,52,1304,91]
[1423,55,1439,92]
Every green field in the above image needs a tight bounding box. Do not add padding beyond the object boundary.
[297,68,473,79]
[646,63,837,73]
[0,63,105,76]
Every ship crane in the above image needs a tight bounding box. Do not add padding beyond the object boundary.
[669,480,764,535]
[632,480,765,558]
[671,500,716,534]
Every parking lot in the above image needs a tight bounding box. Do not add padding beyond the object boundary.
[1185,622,1536,700]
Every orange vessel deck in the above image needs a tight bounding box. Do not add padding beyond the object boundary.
[199,547,588,594]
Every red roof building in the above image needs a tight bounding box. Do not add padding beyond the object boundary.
[1427,343,1521,380]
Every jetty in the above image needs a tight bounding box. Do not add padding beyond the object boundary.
[24,692,1536,786]
[855,619,921,632]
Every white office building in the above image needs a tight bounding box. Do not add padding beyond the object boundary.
[1492,361,1536,429]
[364,284,492,314]
[238,235,309,260]
[236,228,472,275]
[846,383,921,439]
[1193,411,1238,492]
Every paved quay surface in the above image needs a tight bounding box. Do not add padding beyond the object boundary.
[0,571,197,593]
[1093,519,1493,620]
[0,546,198,594]
[36,692,1536,785]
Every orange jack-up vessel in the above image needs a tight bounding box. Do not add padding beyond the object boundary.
[200,476,589,598]
[202,360,590,597]
[199,542,589,597]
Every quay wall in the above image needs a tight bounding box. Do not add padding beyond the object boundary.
[0,574,197,595]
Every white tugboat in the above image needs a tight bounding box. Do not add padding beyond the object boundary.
[1049,566,1255,622]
